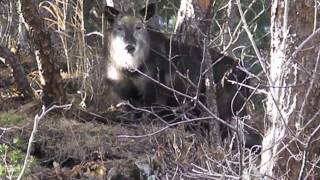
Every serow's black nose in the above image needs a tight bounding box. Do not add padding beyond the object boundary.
[126,44,135,54]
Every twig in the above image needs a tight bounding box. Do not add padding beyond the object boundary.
[117,115,212,138]
[235,0,266,76]
[298,48,320,124]
[298,123,320,180]
[17,104,71,180]
[132,68,236,131]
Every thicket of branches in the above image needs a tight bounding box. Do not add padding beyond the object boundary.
[1,0,320,179]
[0,0,269,178]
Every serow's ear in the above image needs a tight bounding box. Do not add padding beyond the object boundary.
[139,3,156,21]
[105,6,119,23]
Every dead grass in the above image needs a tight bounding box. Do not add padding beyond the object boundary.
[1,102,233,179]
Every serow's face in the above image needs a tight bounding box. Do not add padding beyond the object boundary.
[105,3,155,71]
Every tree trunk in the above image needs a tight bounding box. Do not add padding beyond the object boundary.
[0,46,33,98]
[195,0,222,146]
[260,1,320,179]
[21,0,66,106]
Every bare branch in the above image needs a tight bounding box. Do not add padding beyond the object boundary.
[17,104,71,180]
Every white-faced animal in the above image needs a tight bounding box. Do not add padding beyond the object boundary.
[104,3,260,148]
[104,3,249,119]
[104,3,205,110]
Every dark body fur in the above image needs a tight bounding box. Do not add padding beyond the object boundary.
[106,27,248,120]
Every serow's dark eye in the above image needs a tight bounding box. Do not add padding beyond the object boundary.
[117,27,123,31]
[136,25,143,30]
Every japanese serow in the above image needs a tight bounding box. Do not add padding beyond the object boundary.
[104,3,259,146]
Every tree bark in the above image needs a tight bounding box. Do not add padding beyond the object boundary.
[195,0,222,146]
[0,45,33,98]
[260,1,320,179]
[21,0,66,106]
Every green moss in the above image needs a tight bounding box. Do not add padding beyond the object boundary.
[0,112,24,126]
[8,149,23,164]
[0,142,36,178]
[0,144,23,177]
[0,164,6,177]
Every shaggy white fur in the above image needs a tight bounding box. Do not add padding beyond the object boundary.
[108,35,149,81]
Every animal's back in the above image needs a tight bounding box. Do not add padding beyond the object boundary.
[146,30,205,106]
